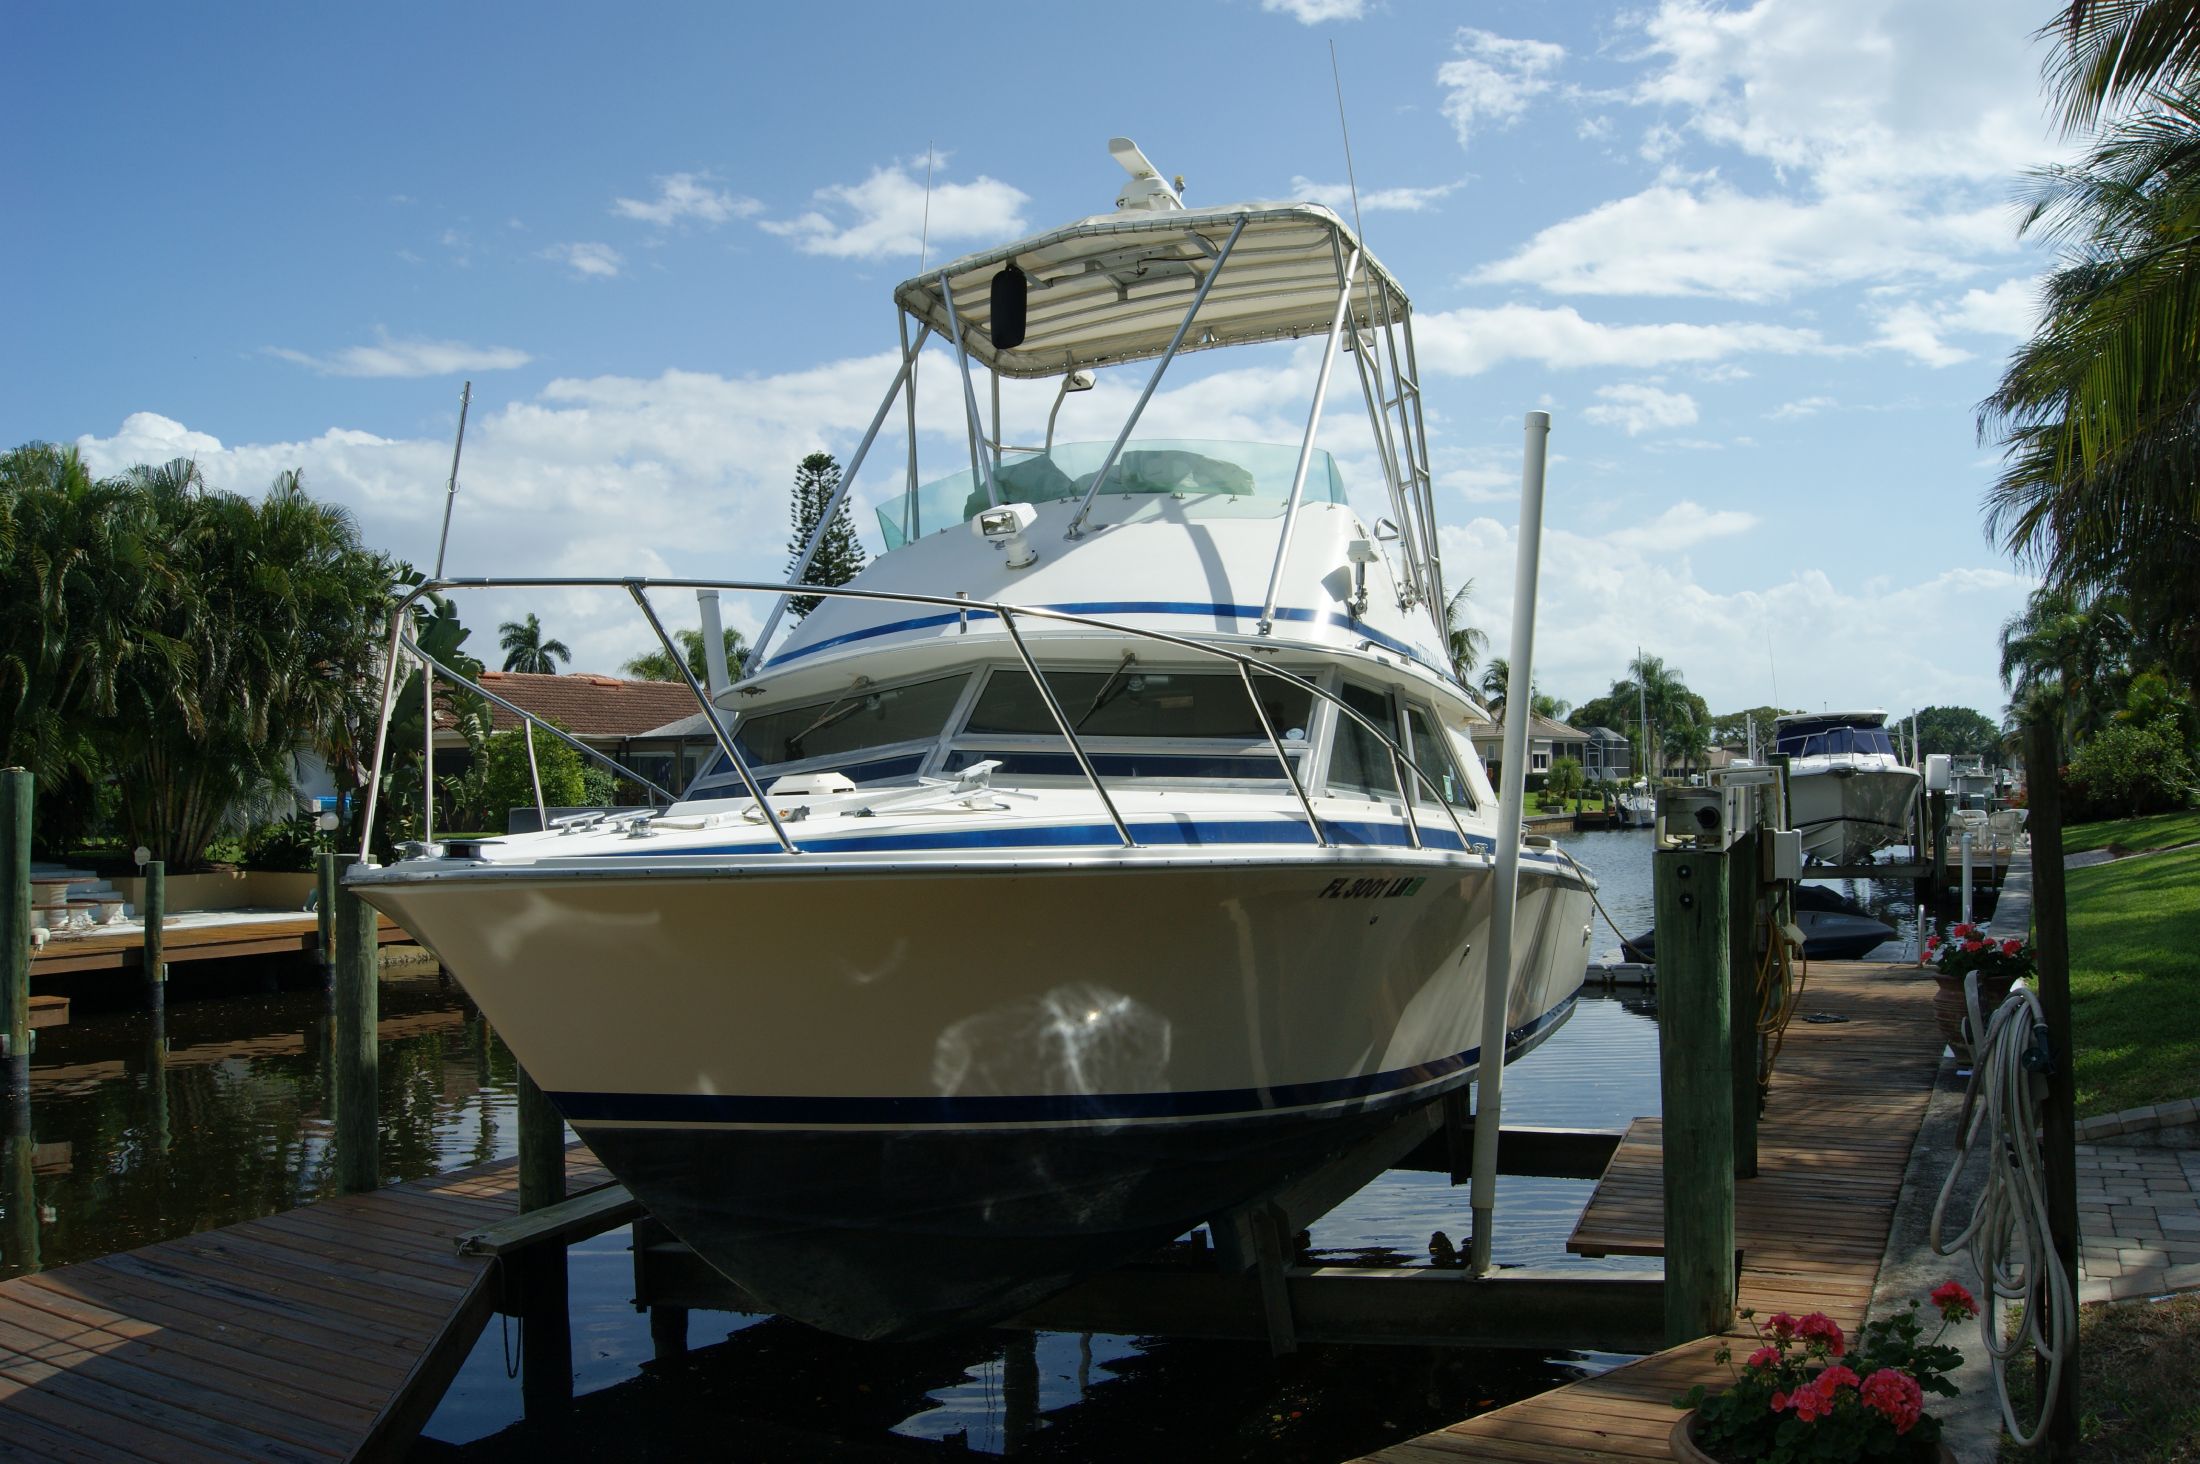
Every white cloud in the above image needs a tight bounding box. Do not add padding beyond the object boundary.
[1767,395,1836,420]
[1578,116,1614,143]
[1630,500,1754,549]
[1260,0,1364,21]
[1470,183,2010,301]
[611,171,762,228]
[265,328,532,379]
[1630,0,2057,193]
[1870,301,1971,367]
[1438,28,1565,149]
[1940,276,2042,337]
[1440,516,2034,714]
[1582,383,1699,435]
[542,242,623,280]
[1287,176,1459,213]
[1415,304,1821,376]
[760,158,1029,261]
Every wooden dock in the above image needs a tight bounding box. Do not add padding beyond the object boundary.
[0,1144,607,1461]
[30,913,413,977]
[1353,961,1944,1462]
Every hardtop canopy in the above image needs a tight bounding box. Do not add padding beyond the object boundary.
[892,203,1412,380]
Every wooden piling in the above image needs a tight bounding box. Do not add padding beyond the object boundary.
[1,769,29,1107]
[2023,720,2081,1458]
[1726,825,1760,1177]
[332,877,379,1192]
[315,850,340,974]
[141,859,166,1012]
[516,1062,572,1418]
[1652,846,1735,1345]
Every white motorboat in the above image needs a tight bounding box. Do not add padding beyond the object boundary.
[1774,710,1922,865]
[1615,781,1656,828]
[348,140,1596,1342]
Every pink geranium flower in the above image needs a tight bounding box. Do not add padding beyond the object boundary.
[1746,1345,1781,1372]
[1765,1312,1798,1341]
[1931,1279,1978,1320]
[1796,1313,1846,1356]
[2001,938,2023,956]
[1861,1368,1924,1433]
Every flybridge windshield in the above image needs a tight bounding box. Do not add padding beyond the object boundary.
[877,439,1347,550]
[1778,726,1897,759]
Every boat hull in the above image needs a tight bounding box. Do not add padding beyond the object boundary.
[1789,766,1921,865]
[354,851,1591,1338]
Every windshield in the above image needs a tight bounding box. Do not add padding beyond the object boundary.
[878,439,1348,550]
[1776,725,1896,758]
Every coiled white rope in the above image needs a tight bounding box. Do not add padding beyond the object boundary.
[1928,974,2078,1447]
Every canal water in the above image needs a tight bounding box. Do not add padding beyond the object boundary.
[0,827,1912,1459]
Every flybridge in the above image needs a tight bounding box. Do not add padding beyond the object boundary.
[751,137,1449,674]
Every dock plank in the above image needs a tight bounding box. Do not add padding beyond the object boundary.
[1354,963,1945,1463]
[0,1142,606,1460]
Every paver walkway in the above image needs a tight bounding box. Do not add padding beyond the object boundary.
[2077,1140,2200,1302]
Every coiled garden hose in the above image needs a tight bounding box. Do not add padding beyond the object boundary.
[1928,975,2077,1448]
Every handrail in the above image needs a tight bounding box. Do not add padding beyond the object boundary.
[362,575,1481,863]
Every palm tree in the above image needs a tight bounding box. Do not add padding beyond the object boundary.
[1443,581,1487,685]
[1613,651,1694,776]
[1982,12,2200,689]
[498,613,571,674]
[2043,1,2200,133]
[1662,716,1712,778]
[623,627,749,683]
[1997,583,2136,757]
[1478,658,1510,716]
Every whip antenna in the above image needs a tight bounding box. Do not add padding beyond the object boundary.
[1329,40,1365,241]
[432,380,472,579]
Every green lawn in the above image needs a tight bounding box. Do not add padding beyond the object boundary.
[2058,808,2200,856]
[2063,840,2200,1118]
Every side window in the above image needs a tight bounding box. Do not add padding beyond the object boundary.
[1403,705,1477,809]
[1327,681,1400,798]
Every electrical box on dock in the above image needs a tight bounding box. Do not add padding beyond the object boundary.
[1765,828,1803,882]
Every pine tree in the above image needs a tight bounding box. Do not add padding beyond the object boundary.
[784,451,866,618]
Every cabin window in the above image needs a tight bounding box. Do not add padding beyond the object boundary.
[964,667,1309,742]
[684,673,971,794]
[946,666,1313,781]
[1326,680,1401,798]
[1402,705,1477,810]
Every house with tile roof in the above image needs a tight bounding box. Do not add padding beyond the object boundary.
[1467,712,1589,783]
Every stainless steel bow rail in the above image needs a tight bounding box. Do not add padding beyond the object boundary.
[359,575,1477,863]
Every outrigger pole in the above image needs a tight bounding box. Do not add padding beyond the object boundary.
[423,381,473,849]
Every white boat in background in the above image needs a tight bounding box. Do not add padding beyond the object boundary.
[1615,781,1656,828]
[1775,710,1922,865]
[349,140,1595,1342]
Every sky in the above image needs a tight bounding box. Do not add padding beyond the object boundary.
[6,0,2068,720]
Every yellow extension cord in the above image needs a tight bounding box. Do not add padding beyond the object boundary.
[1754,906,1808,1098]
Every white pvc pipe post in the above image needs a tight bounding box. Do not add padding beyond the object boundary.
[1468,411,1550,1276]
[1960,831,1975,928]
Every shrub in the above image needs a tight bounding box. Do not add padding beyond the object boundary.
[2067,716,2196,819]
[471,728,587,824]
[241,815,317,871]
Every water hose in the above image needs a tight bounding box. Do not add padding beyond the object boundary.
[1928,975,2077,1448]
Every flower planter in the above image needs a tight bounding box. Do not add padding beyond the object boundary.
[1671,1409,1955,1463]
[1932,971,2017,1065]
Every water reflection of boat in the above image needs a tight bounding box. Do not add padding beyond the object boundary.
[350,140,1595,1342]
[1774,711,1922,866]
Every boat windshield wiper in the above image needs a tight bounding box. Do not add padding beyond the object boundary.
[784,685,875,760]
[1074,653,1137,730]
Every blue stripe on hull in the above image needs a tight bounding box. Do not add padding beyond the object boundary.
[595,817,1521,860]
[553,995,1577,1128]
